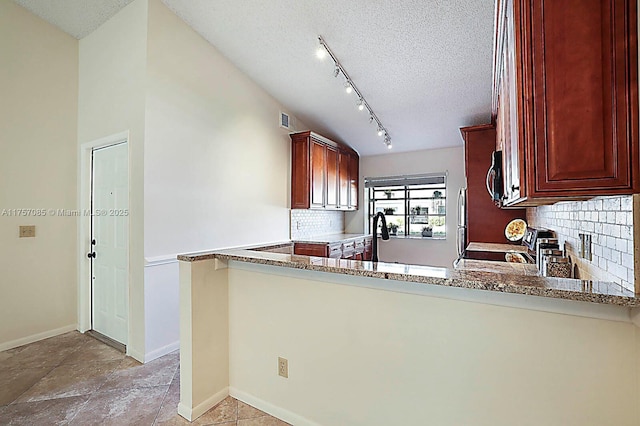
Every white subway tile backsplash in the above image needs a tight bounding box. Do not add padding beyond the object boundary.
[290,209,344,240]
[527,195,634,292]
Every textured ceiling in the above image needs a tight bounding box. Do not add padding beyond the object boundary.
[161,0,495,156]
[12,0,134,39]
[12,0,495,156]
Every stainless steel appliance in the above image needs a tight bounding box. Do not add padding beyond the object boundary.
[522,227,555,251]
[485,151,504,204]
[456,187,467,258]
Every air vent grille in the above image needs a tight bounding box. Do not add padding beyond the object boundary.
[280,112,290,129]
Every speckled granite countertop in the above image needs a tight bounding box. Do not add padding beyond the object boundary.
[177,248,640,307]
[466,242,529,253]
[292,233,372,244]
[455,259,540,276]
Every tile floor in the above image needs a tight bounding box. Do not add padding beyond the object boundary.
[0,332,290,425]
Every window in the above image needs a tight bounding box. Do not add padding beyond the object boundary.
[365,173,447,239]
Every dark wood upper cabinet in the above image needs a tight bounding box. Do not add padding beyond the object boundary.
[291,131,360,211]
[348,152,359,210]
[310,139,326,209]
[338,150,350,208]
[493,0,639,207]
[326,146,338,209]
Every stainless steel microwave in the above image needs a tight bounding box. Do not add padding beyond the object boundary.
[486,150,504,204]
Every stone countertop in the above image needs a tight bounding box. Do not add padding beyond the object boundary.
[466,242,528,253]
[455,258,540,276]
[177,248,640,307]
[292,233,372,244]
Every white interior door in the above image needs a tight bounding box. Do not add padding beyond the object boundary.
[91,142,128,345]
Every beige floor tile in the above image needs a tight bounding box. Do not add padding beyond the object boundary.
[0,333,85,372]
[0,366,53,406]
[195,396,237,425]
[70,385,169,426]
[0,395,89,425]
[153,374,188,425]
[14,360,121,403]
[61,337,125,365]
[238,416,290,426]
[99,351,178,392]
[238,400,269,419]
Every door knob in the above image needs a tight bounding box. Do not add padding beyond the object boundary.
[511,185,520,192]
[87,252,96,259]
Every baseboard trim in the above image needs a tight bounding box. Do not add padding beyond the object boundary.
[127,347,145,363]
[0,324,77,352]
[229,387,321,426]
[178,387,229,421]
[145,340,179,362]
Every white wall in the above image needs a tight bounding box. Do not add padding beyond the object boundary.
[77,0,148,360]
[144,0,303,258]
[181,260,640,426]
[143,0,307,359]
[347,146,464,267]
[0,1,78,348]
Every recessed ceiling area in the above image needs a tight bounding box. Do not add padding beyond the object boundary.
[11,0,495,156]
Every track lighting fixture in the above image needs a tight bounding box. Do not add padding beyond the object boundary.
[316,45,327,60]
[317,35,392,149]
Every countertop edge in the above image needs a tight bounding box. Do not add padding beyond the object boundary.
[177,249,640,307]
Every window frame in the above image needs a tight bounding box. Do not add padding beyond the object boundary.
[365,173,448,239]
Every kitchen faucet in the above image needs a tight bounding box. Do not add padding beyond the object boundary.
[371,212,390,262]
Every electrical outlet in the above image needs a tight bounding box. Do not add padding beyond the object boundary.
[19,225,35,238]
[278,357,288,378]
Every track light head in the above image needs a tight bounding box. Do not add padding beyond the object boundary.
[344,82,353,94]
[316,45,327,60]
[357,99,364,111]
[333,65,340,78]
[377,127,384,137]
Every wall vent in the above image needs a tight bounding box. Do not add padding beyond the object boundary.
[280,111,291,129]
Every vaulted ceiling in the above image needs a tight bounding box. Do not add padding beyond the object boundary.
[12,0,495,156]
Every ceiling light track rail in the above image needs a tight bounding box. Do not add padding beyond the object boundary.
[317,35,392,149]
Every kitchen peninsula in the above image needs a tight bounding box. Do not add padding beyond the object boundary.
[177,246,640,426]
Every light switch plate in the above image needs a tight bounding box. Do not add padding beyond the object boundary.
[19,225,35,238]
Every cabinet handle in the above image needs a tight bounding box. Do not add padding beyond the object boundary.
[511,185,519,192]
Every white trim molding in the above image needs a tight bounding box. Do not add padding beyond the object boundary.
[145,254,179,267]
[178,387,229,421]
[0,324,77,352]
[77,131,130,340]
[229,387,321,426]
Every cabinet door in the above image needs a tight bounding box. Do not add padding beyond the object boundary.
[338,150,350,209]
[294,243,329,257]
[501,0,522,204]
[529,0,637,194]
[291,137,310,209]
[326,146,338,209]
[310,140,326,208]
[348,153,359,210]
